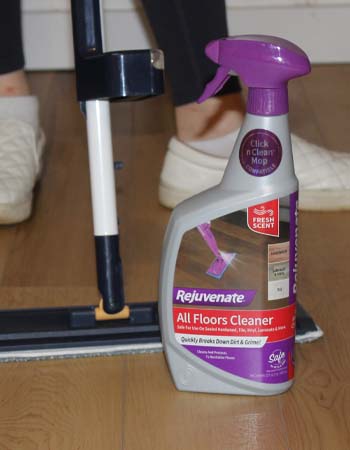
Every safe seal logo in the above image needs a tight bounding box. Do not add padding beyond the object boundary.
[268,349,286,369]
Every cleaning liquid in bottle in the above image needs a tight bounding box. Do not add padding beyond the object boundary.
[159,35,311,395]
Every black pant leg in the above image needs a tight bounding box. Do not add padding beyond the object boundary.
[0,0,24,74]
[141,0,241,106]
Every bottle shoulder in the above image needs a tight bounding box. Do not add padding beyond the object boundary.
[170,183,297,232]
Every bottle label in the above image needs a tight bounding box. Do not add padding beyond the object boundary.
[239,129,282,176]
[173,192,298,384]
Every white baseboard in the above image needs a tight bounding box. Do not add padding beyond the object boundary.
[22,1,350,70]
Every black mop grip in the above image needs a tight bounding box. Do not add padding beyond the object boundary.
[71,0,164,101]
[71,0,103,59]
[95,235,125,314]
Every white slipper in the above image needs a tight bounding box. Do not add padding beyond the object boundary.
[159,134,350,211]
[0,119,45,224]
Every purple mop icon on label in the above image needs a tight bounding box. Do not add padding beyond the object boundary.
[197,223,236,279]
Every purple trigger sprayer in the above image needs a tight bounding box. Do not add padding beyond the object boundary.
[159,36,311,395]
[198,35,310,115]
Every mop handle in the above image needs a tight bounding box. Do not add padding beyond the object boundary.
[71,0,125,314]
[71,0,103,59]
[71,0,164,314]
[197,223,221,257]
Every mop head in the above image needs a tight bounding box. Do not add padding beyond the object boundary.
[207,252,236,279]
[295,325,324,344]
[0,342,163,363]
[295,303,324,344]
[0,302,162,363]
[0,302,321,362]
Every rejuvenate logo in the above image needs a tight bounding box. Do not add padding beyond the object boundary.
[268,349,286,369]
[173,288,256,307]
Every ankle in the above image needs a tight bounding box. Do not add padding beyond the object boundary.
[175,93,245,142]
[0,70,31,97]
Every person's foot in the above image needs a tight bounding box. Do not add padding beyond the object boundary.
[0,95,44,224]
[175,93,245,141]
[159,132,350,211]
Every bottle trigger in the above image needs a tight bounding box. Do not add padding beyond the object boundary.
[197,67,230,103]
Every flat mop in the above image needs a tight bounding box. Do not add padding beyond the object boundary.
[0,0,164,362]
[197,223,236,279]
[0,0,321,362]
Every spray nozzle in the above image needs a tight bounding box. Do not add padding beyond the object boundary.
[198,35,311,115]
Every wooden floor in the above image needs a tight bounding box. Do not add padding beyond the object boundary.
[0,66,349,449]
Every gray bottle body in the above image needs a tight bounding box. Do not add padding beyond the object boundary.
[159,114,298,396]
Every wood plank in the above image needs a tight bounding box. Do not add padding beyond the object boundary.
[298,65,350,151]
[0,357,125,450]
[124,353,289,450]
[281,211,350,449]
[0,227,17,284]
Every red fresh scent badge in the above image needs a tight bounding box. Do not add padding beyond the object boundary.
[247,199,279,237]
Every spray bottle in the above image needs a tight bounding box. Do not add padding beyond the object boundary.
[159,36,311,395]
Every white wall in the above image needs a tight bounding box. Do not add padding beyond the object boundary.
[22,0,350,69]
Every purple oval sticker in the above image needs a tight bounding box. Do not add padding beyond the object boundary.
[239,129,282,177]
